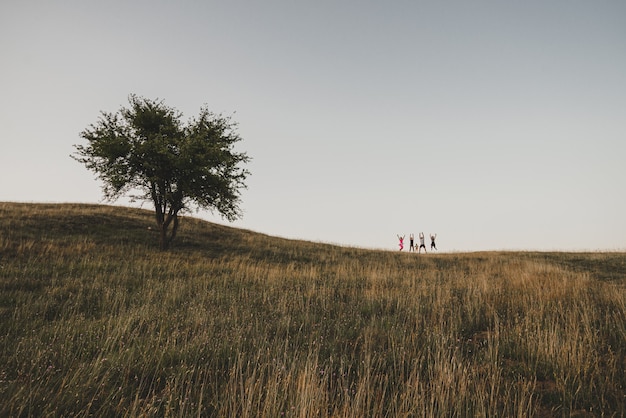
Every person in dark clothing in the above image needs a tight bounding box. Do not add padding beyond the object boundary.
[430,233,437,251]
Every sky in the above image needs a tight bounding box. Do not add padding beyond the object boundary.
[2,1,625,252]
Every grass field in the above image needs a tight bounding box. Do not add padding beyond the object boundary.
[1,202,624,417]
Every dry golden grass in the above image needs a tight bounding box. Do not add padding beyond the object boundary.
[0,202,624,417]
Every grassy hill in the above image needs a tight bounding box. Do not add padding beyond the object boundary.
[1,202,625,417]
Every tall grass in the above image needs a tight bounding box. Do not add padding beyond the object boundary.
[1,202,624,417]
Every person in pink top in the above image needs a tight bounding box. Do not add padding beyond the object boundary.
[397,234,405,251]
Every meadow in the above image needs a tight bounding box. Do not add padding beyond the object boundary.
[0,202,624,417]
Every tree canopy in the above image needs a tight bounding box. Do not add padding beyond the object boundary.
[73,95,250,250]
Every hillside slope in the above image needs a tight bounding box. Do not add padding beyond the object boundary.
[1,202,625,417]
[0,202,385,262]
[2,201,624,280]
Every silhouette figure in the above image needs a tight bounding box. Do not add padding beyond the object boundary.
[430,233,438,251]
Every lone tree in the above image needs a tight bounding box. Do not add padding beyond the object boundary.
[73,94,250,250]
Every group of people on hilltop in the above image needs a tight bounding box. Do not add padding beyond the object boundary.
[397,232,437,253]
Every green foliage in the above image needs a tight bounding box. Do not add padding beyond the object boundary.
[1,203,625,417]
[72,95,250,250]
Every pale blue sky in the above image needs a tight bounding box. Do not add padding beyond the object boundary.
[2,1,625,251]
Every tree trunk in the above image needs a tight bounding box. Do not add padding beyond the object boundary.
[158,211,179,251]
[155,204,170,251]
[151,184,181,251]
[169,215,180,246]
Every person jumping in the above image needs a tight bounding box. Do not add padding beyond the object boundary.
[409,233,415,252]
[397,234,405,251]
[430,233,438,251]
[418,232,427,253]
